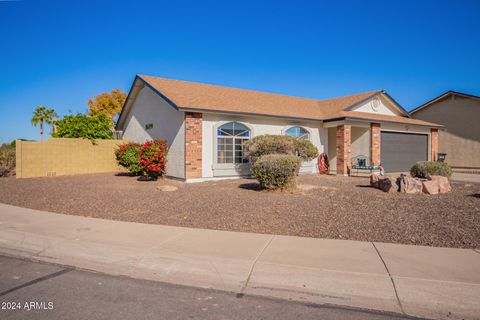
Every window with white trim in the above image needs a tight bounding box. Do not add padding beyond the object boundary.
[217,122,250,164]
[285,126,310,140]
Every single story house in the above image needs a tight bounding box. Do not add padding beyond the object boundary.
[410,91,480,169]
[116,75,442,182]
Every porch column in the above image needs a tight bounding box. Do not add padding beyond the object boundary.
[430,128,439,161]
[185,112,203,179]
[336,125,351,176]
[370,123,381,166]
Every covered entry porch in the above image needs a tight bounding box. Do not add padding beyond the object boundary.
[325,120,439,175]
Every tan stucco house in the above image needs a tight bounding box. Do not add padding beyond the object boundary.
[411,91,480,169]
[116,75,442,182]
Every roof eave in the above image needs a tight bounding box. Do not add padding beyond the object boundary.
[116,75,141,131]
[178,107,323,122]
[323,116,444,128]
[116,75,181,130]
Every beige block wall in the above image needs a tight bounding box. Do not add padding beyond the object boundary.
[16,138,127,178]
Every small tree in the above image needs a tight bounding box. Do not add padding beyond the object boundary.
[31,106,58,142]
[88,89,127,123]
[52,113,113,141]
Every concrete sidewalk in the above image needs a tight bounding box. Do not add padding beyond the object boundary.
[0,203,478,320]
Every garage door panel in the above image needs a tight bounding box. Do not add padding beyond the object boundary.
[381,132,428,173]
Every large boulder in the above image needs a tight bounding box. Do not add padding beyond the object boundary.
[379,176,399,193]
[370,174,399,193]
[428,175,452,193]
[398,173,423,194]
[422,180,439,195]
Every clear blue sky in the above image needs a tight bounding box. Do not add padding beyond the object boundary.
[1,0,479,143]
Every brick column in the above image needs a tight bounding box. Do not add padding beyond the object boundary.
[185,112,202,179]
[370,123,381,166]
[430,128,439,161]
[336,125,351,176]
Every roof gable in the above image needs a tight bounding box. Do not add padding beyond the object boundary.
[410,91,480,114]
[347,93,409,117]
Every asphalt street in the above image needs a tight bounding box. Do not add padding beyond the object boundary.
[0,255,420,320]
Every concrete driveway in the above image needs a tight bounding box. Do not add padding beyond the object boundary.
[451,173,480,183]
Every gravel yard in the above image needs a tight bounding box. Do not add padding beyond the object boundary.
[1,173,479,248]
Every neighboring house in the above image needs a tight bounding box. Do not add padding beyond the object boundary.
[410,91,480,169]
[116,75,442,182]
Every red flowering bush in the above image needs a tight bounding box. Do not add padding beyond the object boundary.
[139,140,168,179]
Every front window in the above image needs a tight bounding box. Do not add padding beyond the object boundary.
[285,126,309,140]
[217,122,250,164]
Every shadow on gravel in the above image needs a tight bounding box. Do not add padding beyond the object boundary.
[115,172,136,177]
[469,193,480,198]
[137,176,157,182]
[355,184,376,189]
[238,183,264,191]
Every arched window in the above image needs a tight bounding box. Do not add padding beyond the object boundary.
[285,126,310,140]
[217,122,250,164]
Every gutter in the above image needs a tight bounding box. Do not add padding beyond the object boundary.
[323,116,444,128]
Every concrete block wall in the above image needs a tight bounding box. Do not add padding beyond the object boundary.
[16,138,127,178]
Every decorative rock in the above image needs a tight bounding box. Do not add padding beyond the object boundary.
[422,180,439,195]
[379,177,398,193]
[157,185,178,192]
[398,173,423,194]
[428,175,452,193]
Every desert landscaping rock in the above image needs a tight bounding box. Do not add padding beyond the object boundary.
[0,173,479,248]
[398,173,423,194]
[428,175,452,193]
[378,176,398,193]
[422,180,439,195]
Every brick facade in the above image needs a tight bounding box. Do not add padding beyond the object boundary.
[430,128,439,161]
[185,112,202,179]
[370,123,381,166]
[336,125,351,175]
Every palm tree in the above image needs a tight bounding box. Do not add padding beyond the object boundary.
[31,106,58,142]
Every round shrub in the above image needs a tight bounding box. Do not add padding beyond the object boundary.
[115,142,143,175]
[410,161,452,179]
[245,135,318,162]
[139,140,168,179]
[293,139,318,160]
[251,154,302,191]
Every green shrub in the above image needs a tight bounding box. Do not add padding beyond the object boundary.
[245,135,318,162]
[410,161,452,178]
[293,139,318,160]
[251,154,301,191]
[52,113,113,141]
[115,142,143,175]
